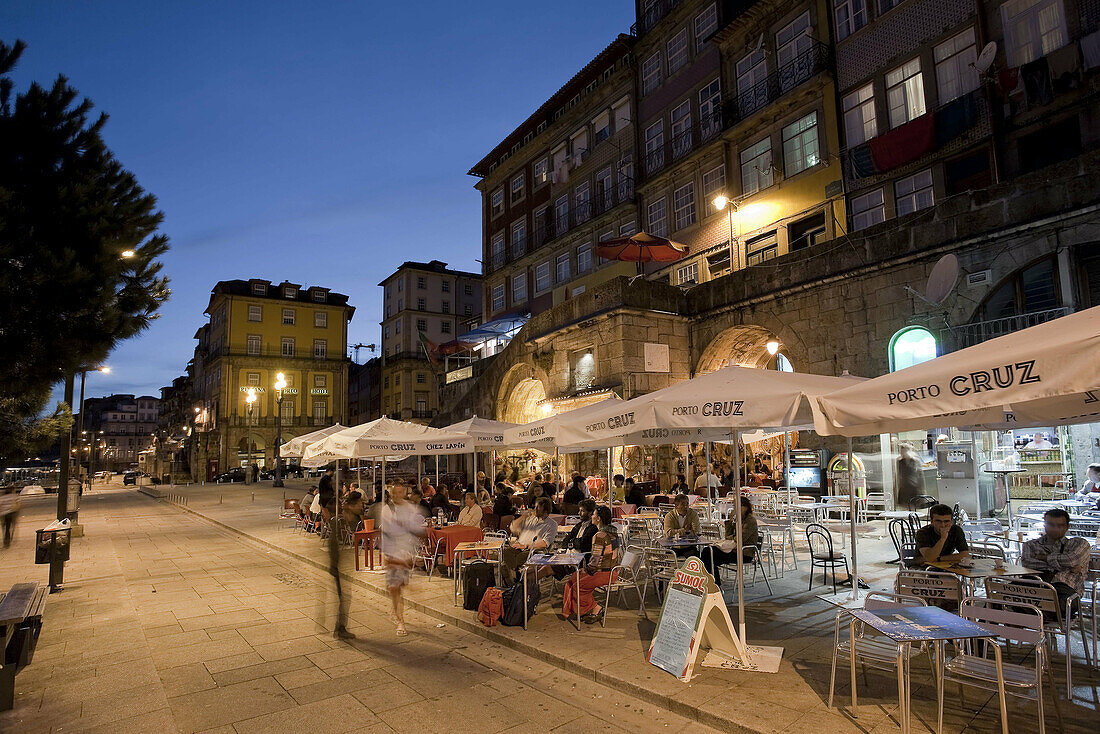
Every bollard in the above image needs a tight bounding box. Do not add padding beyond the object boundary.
[251,492,255,502]
[219,494,223,504]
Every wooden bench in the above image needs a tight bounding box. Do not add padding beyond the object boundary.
[0,583,46,711]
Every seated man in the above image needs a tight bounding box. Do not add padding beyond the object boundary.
[1021,508,1092,609]
[456,492,483,527]
[611,474,626,503]
[501,497,558,585]
[702,497,758,580]
[911,504,969,568]
[663,494,701,538]
[492,484,515,518]
[669,473,690,495]
[1073,463,1100,505]
[553,499,598,581]
[694,463,721,493]
[624,477,646,508]
[562,475,588,505]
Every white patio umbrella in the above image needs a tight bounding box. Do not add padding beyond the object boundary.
[303,417,473,462]
[810,305,1100,437]
[279,423,347,458]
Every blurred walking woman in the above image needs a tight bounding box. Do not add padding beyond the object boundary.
[562,505,620,623]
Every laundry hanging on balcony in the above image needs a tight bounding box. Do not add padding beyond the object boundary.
[934,92,979,146]
[867,114,935,172]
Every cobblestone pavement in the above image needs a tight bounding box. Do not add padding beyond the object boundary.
[0,487,723,734]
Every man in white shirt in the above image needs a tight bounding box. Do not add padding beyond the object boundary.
[1073,463,1100,504]
[694,463,721,491]
[501,497,558,585]
[456,492,484,527]
[1023,433,1054,450]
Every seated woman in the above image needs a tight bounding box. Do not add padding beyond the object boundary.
[701,497,759,581]
[428,488,454,519]
[562,505,621,623]
[475,484,492,505]
[492,484,515,519]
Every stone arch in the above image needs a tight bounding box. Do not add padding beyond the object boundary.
[695,324,794,374]
[495,363,550,425]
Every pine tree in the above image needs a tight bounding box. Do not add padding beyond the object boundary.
[0,40,170,461]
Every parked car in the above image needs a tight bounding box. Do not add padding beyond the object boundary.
[259,468,274,481]
[122,471,140,486]
[214,468,246,483]
[94,471,111,480]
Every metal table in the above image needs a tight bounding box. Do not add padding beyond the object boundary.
[522,551,585,631]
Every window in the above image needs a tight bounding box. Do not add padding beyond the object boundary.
[979,256,1060,321]
[314,311,327,328]
[281,337,295,357]
[702,165,726,215]
[442,301,450,314]
[533,158,548,186]
[574,182,590,222]
[677,262,699,285]
[570,128,588,162]
[850,189,885,230]
[248,304,262,322]
[698,79,721,139]
[706,249,731,278]
[736,48,768,114]
[440,320,451,334]
[595,167,613,210]
[511,172,525,202]
[889,326,938,372]
[464,304,472,316]
[776,12,813,92]
[441,280,450,293]
[644,121,664,171]
[599,230,614,242]
[618,155,634,199]
[247,372,260,386]
[842,83,877,146]
[251,282,266,295]
[313,339,327,358]
[511,219,526,257]
[670,100,692,158]
[512,273,527,303]
[895,169,934,215]
[313,401,326,421]
[782,112,820,176]
[592,111,611,145]
[394,374,400,386]
[577,242,592,273]
[1002,0,1067,66]
[642,51,662,95]
[647,198,668,237]
[694,4,717,51]
[552,144,568,179]
[886,58,925,129]
[413,276,423,290]
[397,279,403,292]
[788,211,826,251]
[397,298,403,311]
[464,283,473,295]
[416,373,426,384]
[384,324,390,339]
[490,188,504,217]
[667,29,688,74]
[673,183,696,231]
[620,220,637,236]
[934,28,979,103]
[282,308,295,325]
[556,253,571,283]
[284,285,297,299]
[879,0,905,11]
[740,138,773,196]
[554,195,569,231]
[491,233,505,269]
[833,0,867,41]
[745,230,778,265]
[612,97,630,132]
[415,297,425,311]
[314,374,327,387]
[534,262,551,292]
[312,289,325,302]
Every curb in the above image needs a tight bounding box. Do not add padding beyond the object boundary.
[142,492,759,732]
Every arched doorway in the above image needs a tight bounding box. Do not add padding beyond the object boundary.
[696,324,793,375]
[498,377,548,425]
[237,435,265,468]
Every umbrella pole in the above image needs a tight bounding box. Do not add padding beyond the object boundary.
[435,455,440,487]
[732,429,746,648]
[606,448,612,504]
[847,437,860,602]
[417,456,421,487]
[783,431,791,497]
[471,450,476,491]
[705,441,712,507]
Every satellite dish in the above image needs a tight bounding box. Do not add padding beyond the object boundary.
[974,42,997,74]
[925,254,960,304]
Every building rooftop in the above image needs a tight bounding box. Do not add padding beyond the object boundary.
[377,260,482,286]
[203,280,356,319]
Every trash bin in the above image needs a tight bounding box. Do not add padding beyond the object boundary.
[35,527,71,564]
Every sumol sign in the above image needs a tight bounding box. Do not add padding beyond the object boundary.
[887,360,1041,405]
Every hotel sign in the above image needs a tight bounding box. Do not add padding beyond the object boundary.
[310,388,329,395]
[446,366,473,384]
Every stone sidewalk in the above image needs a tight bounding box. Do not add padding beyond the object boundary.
[143,482,1100,733]
[0,489,725,734]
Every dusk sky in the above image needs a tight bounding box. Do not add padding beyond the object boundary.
[3,0,634,401]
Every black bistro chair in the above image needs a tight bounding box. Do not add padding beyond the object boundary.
[907,495,938,512]
[806,523,850,595]
[888,517,919,569]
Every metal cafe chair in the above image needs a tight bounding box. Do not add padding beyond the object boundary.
[967,540,1007,563]
[828,591,933,710]
[640,546,678,607]
[596,545,648,626]
[941,597,1064,734]
[414,536,447,582]
[985,576,1092,694]
[805,523,849,595]
[888,518,919,569]
[895,569,964,608]
[908,495,938,512]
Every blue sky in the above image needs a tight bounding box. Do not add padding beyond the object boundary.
[2,0,634,400]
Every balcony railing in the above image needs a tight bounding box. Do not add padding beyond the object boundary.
[221,416,334,429]
[642,111,722,179]
[942,307,1069,351]
[208,346,346,362]
[721,41,831,129]
[634,0,683,35]
[527,184,634,252]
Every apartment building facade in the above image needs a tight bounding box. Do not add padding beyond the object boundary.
[78,394,160,472]
[379,260,481,423]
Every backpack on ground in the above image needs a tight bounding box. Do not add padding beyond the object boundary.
[500,577,540,626]
[462,561,496,611]
[477,587,504,626]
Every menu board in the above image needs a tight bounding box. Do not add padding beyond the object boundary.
[647,580,705,678]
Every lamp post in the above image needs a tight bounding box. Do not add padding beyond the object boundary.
[75,365,109,492]
[245,388,257,484]
[273,373,286,487]
[713,194,739,274]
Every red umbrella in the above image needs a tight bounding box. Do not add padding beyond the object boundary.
[594,231,688,263]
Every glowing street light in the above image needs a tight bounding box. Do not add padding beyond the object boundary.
[120,249,135,258]
[273,372,287,487]
[766,340,780,356]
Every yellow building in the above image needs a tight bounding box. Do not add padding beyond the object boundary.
[192,278,355,477]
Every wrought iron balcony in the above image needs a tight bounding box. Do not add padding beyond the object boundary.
[528,185,634,251]
[642,111,723,179]
[941,307,1069,351]
[721,41,831,129]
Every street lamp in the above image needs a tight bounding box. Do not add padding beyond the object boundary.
[273,372,286,487]
[120,249,135,258]
[713,194,739,274]
[245,388,257,483]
